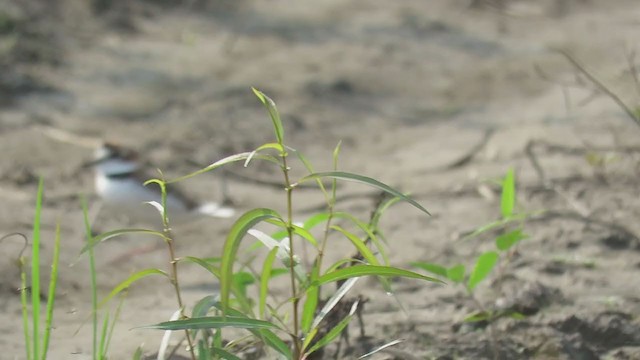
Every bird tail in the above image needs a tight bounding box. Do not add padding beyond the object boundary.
[195,202,236,219]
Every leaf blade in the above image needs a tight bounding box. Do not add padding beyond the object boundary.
[299,171,430,215]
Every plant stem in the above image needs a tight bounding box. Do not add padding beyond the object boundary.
[164,228,196,360]
[281,155,301,358]
[468,291,500,360]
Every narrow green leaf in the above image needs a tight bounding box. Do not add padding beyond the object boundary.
[143,316,278,331]
[332,140,342,169]
[79,228,168,256]
[31,177,44,360]
[252,88,285,145]
[302,327,319,353]
[331,226,380,266]
[306,315,353,356]
[104,292,127,358]
[495,229,527,251]
[310,277,359,332]
[467,251,499,290]
[446,265,465,283]
[301,262,320,333]
[196,340,209,360]
[246,143,286,167]
[287,145,330,197]
[232,272,255,297]
[192,295,219,319]
[299,171,430,215]
[167,151,280,184]
[259,248,278,320]
[461,212,531,240]
[252,328,290,357]
[132,346,143,360]
[358,339,404,359]
[266,220,318,247]
[41,223,61,359]
[330,225,393,294]
[411,262,448,278]
[20,251,31,360]
[80,196,98,360]
[303,211,389,265]
[254,142,285,154]
[220,208,283,313]
[179,257,253,316]
[99,269,168,308]
[370,195,403,229]
[501,168,515,218]
[98,313,109,357]
[305,301,359,356]
[463,311,491,323]
[211,348,242,360]
[505,311,527,320]
[316,265,443,286]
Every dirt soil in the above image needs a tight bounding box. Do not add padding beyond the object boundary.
[1,1,640,359]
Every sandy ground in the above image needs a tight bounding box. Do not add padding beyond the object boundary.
[1,0,640,359]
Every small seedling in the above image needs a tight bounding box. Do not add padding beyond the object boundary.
[413,169,530,359]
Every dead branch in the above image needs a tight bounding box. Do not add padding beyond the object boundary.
[553,48,640,128]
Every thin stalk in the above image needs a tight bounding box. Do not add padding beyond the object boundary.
[31,177,43,360]
[468,290,500,360]
[41,224,61,359]
[316,143,340,291]
[164,228,196,360]
[156,179,196,360]
[281,153,301,358]
[81,197,99,360]
[20,253,31,360]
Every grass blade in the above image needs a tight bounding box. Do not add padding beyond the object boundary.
[310,277,359,333]
[211,348,242,360]
[41,223,61,359]
[168,151,280,184]
[305,301,359,356]
[157,309,181,360]
[212,304,292,358]
[31,177,43,360]
[98,314,109,358]
[301,261,320,333]
[259,248,278,320]
[359,339,404,359]
[81,196,101,360]
[501,168,515,218]
[467,251,499,291]
[331,225,380,266]
[411,262,448,278]
[220,208,282,313]
[99,269,168,308]
[252,88,284,144]
[79,228,168,256]
[143,316,280,331]
[299,171,430,215]
[316,265,443,286]
[132,346,143,360]
[178,257,253,315]
[19,242,31,360]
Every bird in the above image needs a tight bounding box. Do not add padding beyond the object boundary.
[84,142,235,228]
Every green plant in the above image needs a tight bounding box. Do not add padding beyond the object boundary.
[16,178,61,360]
[412,169,529,358]
[83,89,442,359]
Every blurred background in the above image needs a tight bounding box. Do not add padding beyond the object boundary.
[1,0,639,358]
